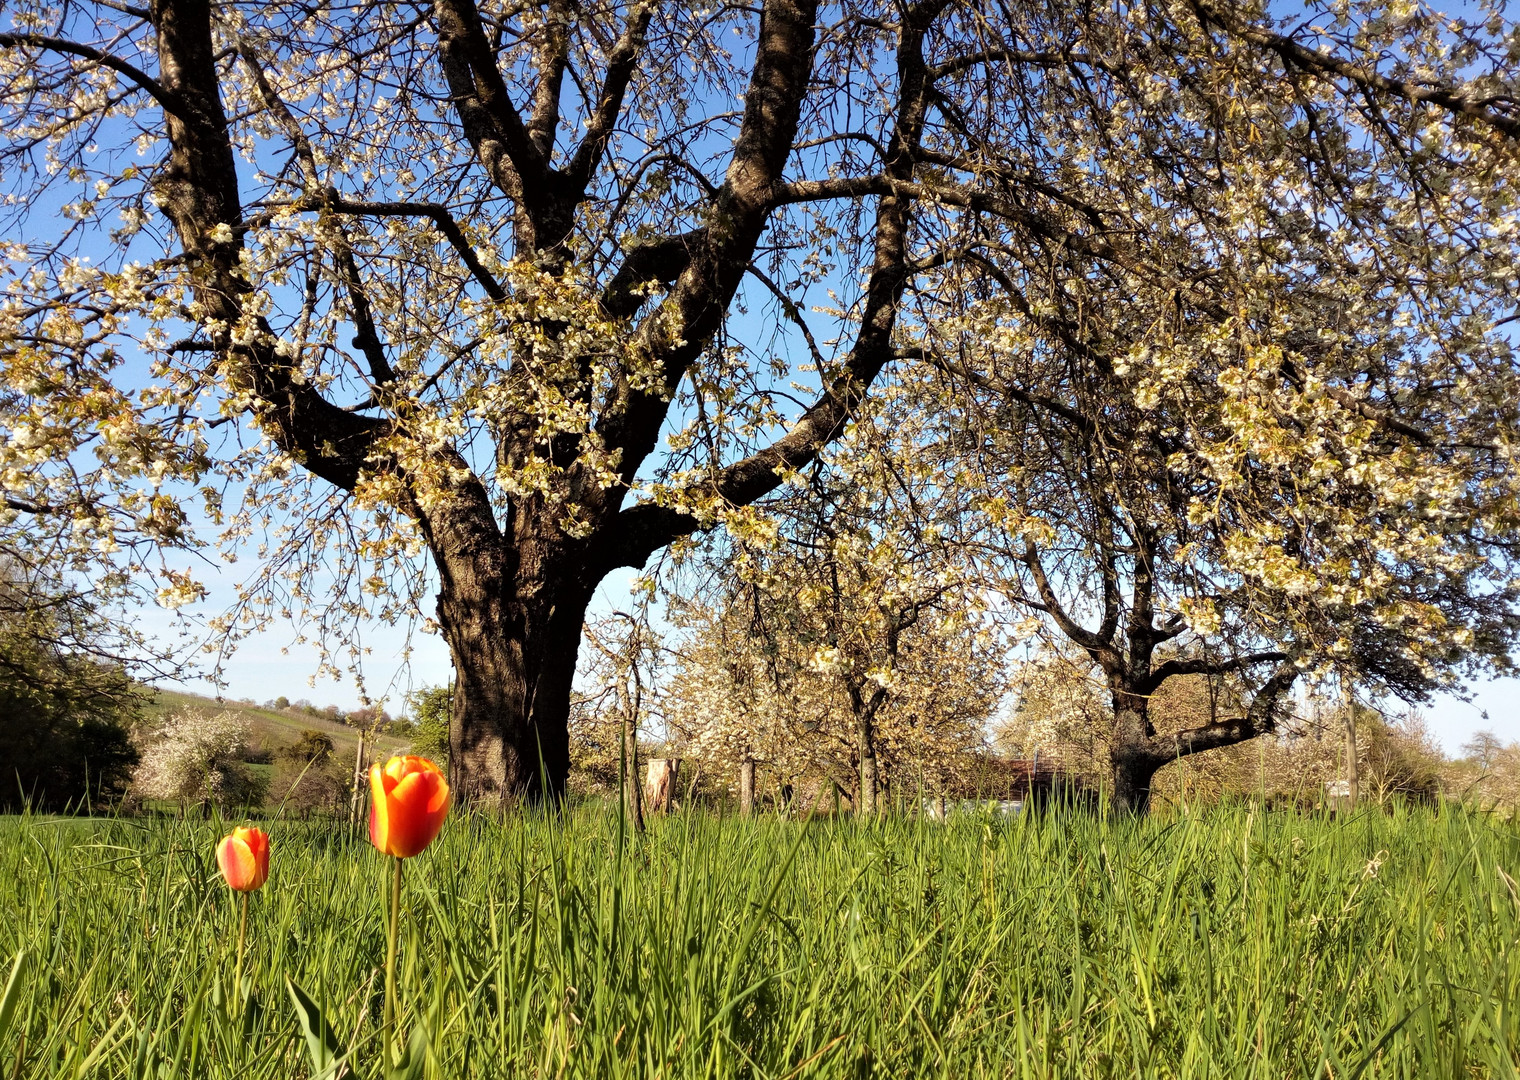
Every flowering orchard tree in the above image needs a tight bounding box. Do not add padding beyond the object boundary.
[663,585,1003,813]
[663,455,1006,813]
[3,0,1518,803]
[132,707,258,806]
[885,57,1520,811]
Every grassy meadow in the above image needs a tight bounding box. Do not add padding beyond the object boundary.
[0,802,1516,1079]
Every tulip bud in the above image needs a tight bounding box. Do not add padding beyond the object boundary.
[369,756,450,858]
[216,826,270,892]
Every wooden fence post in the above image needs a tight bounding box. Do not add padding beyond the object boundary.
[739,759,756,816]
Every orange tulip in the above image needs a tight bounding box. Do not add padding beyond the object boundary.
[369,755,450,858]
[216,826,270,892]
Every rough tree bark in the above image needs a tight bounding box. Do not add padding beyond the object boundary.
[847,680,888,818]
[858,726,879,818]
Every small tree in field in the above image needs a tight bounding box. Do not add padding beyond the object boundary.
[132,708,264,808]
[1450,731,1520,814]
[406,685,453,771]
[664,454,1006,814]
[271,727,347,814]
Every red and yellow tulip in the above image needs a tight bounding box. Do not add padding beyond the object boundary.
[216,826,270,892]
[216,826,269,1009]
[368,754,449,1061]
[369,755,450,858]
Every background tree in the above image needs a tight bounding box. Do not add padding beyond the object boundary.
[664,453,1006,813]
[4,0,1519,806]
[576,611,658,826]
[1450,729,1520,813]
[131,707,266,808]
[0,563,141,810]
[406,685,454,770]
[271,727,348,815]
[0,646,139,811]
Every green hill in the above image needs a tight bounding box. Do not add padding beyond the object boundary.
[142,687,411,764]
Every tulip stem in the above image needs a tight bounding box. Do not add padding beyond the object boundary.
[233,890,248,1011]
[383,854,403,1062]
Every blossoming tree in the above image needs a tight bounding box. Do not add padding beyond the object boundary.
[663,453,1006,814]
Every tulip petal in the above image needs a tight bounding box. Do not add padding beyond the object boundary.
[384,773,428,857]
[236,827,270,889]
[217,835,256,891]
[369,763,390,854]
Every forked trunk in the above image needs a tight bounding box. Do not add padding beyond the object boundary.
[850,684,883,818]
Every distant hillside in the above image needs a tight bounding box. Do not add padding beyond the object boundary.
[142,687,411,763]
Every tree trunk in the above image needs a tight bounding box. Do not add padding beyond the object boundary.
[738,759,756,816]
[1111,752,1161,814]
[623,706,644,831]
[858,728,878,818]
[435,526,591,807]
[850,684,883,818]
[645,758,679,813]
[349,728,368,831]
[1110,706,1160,814]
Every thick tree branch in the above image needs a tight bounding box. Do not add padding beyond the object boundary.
[433,0,547,204]
[0,32,189,119]
[1146,660,1299,762]
[1140,650,1289,697]
[1021,543,1125,676]
[526,0,572,158]
[599,230,702,320]
[594,1,950,574]
[589,0,820,480]
[152,0,383,492]
[564,2,654,190]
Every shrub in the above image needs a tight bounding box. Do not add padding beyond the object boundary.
[270,757,348,816]
[0,648,141,812]
[281,729,335,764]
[0,692,139,811]
[131,709,266,808]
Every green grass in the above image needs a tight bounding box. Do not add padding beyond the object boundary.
[0,802,1516,1078]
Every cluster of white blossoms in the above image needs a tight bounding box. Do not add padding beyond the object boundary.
[131,709,251,804]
